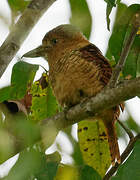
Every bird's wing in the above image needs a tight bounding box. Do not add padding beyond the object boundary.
[79,43,112,86]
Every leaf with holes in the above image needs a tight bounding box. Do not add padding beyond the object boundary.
[78,120,111,177]
[30,73,59,121]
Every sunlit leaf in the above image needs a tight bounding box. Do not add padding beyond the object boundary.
[69,0,92,39]
[55,165,79,180]
[78,120,111,177]
[137,27,140,35]
[112,140,140,180]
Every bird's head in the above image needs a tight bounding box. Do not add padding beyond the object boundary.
[23,24,88,62]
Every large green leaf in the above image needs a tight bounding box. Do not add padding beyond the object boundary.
[0,61,39,102]
[106,4,140,79]
[78,120,111,177]
[111,140,140,180]
[69,0,92,39]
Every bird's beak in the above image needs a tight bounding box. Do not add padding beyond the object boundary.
[22,45,46,58]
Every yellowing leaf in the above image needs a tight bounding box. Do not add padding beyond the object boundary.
[78,119,111,177]
[137,27,140,35]
[55,165,79,180]
[30,73,58,121]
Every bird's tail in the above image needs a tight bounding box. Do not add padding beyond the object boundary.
[102,107,121,166]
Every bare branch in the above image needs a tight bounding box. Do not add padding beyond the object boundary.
[0,0,57,78]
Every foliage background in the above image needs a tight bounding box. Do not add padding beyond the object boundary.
[0,0,140,179]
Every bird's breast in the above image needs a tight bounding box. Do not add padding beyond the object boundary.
[49,52,104,107]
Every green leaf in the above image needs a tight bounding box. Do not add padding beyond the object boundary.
[125,116,140,134]
[46,86,59,117]
[11,61,39,98]
[8,0,30,13]
[78,120,111,177]
[0,86,11,102]
[3,149,42,180]
[4,150,60,180]
[104,0,116,30]
[0,61,39,102]
[79,165,102,180]
[116,0,121,4]
[106,4,140,79]
[111,140,140,180]
[30,73,58,121]
[69,0,92,39]
[35,152,60,180]
[0,128,15,163]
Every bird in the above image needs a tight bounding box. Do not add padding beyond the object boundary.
[23,24,121,165]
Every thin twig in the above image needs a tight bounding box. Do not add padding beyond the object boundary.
[103,133,140,180]
[117,120,134,140]
[109,12,140,88]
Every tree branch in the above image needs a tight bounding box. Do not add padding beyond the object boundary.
[41,77,140,129]
[103,133,140,180]
[0,76,140,163]
[0,0,57,78]
[109,12,140,88]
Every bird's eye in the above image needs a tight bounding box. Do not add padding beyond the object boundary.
[51,38,58,44]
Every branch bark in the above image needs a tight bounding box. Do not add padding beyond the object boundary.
[0,0,56,78]
[41,77,140,129]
